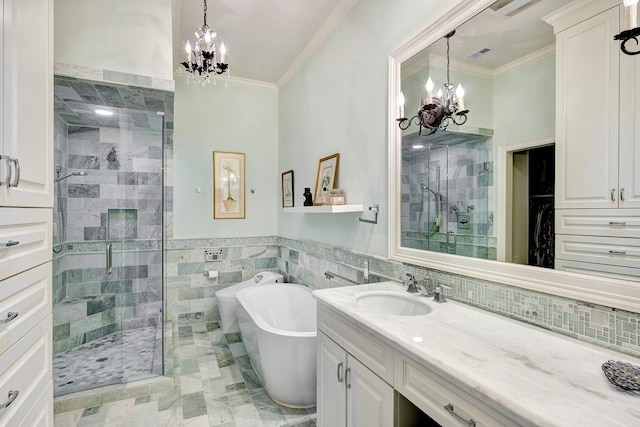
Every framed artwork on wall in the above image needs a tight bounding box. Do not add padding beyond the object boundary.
[281,170,294,208]
[213,151,246,219]
[314,153,339,204]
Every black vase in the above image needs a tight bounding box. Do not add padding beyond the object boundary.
[303,188,313,206]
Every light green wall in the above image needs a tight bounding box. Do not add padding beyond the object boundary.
[54,0,173,81]
[492,54,556,147]
[278,0,462,257]
[172,78,279,238]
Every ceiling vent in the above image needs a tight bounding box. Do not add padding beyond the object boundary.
[468,48,492,59]
[490,0,535,16]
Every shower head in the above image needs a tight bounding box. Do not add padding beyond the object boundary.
[54,171,88,183]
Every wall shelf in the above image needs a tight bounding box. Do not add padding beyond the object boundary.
[283,204,364,214]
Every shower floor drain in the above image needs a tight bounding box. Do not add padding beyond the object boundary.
[96,357,108,362]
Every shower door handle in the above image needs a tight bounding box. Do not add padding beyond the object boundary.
[106,243,112,275]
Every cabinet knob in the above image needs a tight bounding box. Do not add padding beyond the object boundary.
[0,240,20,249]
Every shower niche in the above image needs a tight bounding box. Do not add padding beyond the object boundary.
[400,128,494,259]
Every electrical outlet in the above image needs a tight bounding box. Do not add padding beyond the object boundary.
[204,249,224,262]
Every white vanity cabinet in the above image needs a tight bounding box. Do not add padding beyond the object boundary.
[317,332,393,427]
[551,0,638,210]
[0,0,53,208]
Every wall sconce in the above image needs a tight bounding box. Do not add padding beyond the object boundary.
[614,0,640,55]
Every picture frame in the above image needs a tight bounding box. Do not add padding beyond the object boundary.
[213,151,246,219]
[281,170,295,208]
[314,153,340,204]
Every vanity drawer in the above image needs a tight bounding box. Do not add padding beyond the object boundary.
[555,258,640,282]
[0,208,51,282]
[0,262,51,357]
[317,305,394,383]
[394,351,517,427]
[0,315,52,427]
[555,209,640,238]
[555,234,640,269]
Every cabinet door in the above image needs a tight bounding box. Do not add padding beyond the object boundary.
[1,0,53,208]
[619,22,640,208]
[347,355,393,427]
[555,6,619,209]
[317,332,347,427]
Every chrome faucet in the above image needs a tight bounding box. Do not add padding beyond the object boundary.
[405,273,419,293]
[433,284,452,303]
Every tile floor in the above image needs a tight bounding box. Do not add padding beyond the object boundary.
[53,327,161,395]
[54,321,317,426]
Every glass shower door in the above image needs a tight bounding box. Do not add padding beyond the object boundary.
[52,101,164,396]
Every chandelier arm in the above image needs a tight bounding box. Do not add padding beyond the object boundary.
[621,36,640,55]
[450,113,468,126]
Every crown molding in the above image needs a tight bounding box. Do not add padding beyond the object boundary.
[492,44,556,77]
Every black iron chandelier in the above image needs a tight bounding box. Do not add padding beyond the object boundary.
[614,0,639,55]
[180,0,229,84]
[397,31,469,136]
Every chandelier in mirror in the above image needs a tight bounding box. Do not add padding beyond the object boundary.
[397,31,469,135]
[180,0,229,84]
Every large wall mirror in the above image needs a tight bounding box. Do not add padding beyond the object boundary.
[388,0,640,312]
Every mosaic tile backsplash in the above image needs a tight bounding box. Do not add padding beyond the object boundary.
[164,236,640,359]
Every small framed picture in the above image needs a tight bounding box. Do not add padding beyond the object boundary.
[281,170,295,208]
[213,151,246,219]
[314,153,340,204]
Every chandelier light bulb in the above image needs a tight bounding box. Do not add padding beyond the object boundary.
[185,40,192,63]
[398,92,405,118]
[220,42,226,63]
[426,76,434,104]
[623,0,638,7]
[456,84,466,111]
[437,89,443,99]
[624,0,638,29]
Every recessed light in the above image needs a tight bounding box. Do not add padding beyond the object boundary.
[95,109,114,116]
[412,144,424,149]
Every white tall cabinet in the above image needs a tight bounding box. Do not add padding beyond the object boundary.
[547,0,640,279]
[0,0,54,425]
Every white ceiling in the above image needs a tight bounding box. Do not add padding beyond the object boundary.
[174,0,358,86]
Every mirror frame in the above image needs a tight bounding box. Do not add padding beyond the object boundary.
[388,0,640,312]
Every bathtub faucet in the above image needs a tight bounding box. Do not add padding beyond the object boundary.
[324,271,359,285]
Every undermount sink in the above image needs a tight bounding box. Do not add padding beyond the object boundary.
[355,291,432,316]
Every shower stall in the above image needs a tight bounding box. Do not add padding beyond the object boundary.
[401,130,495,259]
[52,75,169,396]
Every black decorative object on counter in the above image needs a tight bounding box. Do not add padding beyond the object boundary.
[303,188,313,206]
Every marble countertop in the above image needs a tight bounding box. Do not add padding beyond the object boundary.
[312,282,640,426]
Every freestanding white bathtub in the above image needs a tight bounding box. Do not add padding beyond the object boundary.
[236,283,317,408]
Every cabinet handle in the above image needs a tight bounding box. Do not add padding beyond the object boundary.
[0,312,18,324]
[8,158,20,188]
[609,250,627,255]
[620,188,625,202]
[1,390,19,409]
[609,221,626,226]
[611,188,616,202]
[0,155,12,187]
[337,362,344,383]
[106,243,112,275]
[345,367,352,389]
[444,404,476,427]
[0,240,20,249]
